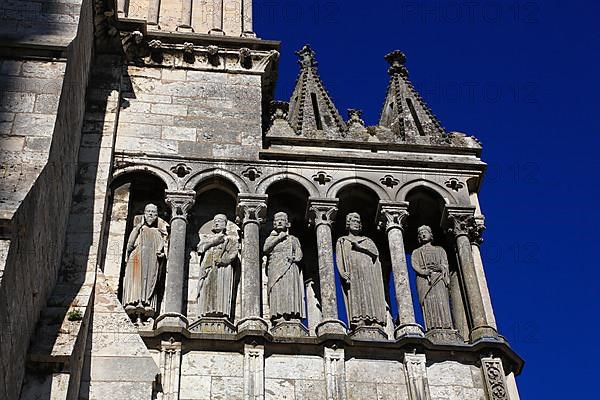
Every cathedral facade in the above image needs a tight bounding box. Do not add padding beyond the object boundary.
[0,1,523,399]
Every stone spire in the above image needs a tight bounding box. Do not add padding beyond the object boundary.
[379,50,445,140]
[287,45,347,137]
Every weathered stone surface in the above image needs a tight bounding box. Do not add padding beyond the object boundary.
[180,375,211,400]
[427,361,475,388]
[346,358,405,384]
[265,355,324,381]
[182,351,244,377]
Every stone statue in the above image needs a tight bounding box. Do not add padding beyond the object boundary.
[335,212,386,328]
[263,212,305,324]
[411,225,454,330]
[123,203,169,322]
[196,214,239,320]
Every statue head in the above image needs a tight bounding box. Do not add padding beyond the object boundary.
[273,212,290,231]
[417,225,433,244]
[212,214,228,233]
[144,204,158,226]
[346,212,362,234]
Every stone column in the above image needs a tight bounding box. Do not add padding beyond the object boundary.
[156,190,195,329]
[307,198,347,336]
[377,201,423,339]
[481,356,510,400]
[210,0,225,34]
[404,353,431,400]
[471,215,498,329]
[236,194,268,333]
[443,206,497,341]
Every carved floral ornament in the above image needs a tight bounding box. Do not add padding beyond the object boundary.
[445,177,465,191]
[170,163,192,179]
[380,174,400,188]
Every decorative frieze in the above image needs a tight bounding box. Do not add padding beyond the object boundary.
[481,357,510,400]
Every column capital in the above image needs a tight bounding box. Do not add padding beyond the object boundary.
[236,194,268,225]
[165,190,196,222]
[377,200,409,233]
[307,197,339,228]
[442,205,477,239]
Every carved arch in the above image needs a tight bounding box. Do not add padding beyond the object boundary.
[395,179,458,204]
[111,164,176,190]
[255,172,319,197]
[184,167,249,194]
[326,177,390,200]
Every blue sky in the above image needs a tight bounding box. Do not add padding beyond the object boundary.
[255,0,600,397]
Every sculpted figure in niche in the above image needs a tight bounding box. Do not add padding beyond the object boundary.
[196,214,239,320]
[336,212,387,328]
[123,203,169,323]
[264,212,305,324]
[411,225,454,330]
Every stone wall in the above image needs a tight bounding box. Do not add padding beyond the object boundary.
[116,67,263,161]
[180,350,488,400]
[0,0,94,398]
[0,59,66,221]
[180,351,245,400]
[0,0,82,47]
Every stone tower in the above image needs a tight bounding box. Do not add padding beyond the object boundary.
[0,1,523,399]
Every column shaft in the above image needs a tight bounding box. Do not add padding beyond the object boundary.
[164,216,186,314]
[316,222,337,321]
[455,234,487,329]
[378,201,422,338]
[236,194,268,332]
[444,206,497,341]
[158,191,195,329]
[242,220,261,318]
[308,198,346,336]
[242,0,253,34]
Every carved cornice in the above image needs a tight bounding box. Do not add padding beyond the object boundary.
[236,194,268,225]
[165,190,196,222]
[121,31,279,74]
[377,201,409,233]
[307,198,339,228]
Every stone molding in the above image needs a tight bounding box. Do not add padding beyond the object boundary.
[121,30,279,74]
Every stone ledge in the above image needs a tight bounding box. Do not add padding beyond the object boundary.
[138,326,523,375]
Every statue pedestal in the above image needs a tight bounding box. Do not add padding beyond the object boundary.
[394,323,425,339]
[425,328,464,344]
[189,317,236,334]
[350,325,388,341]
[271,321,309,338]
